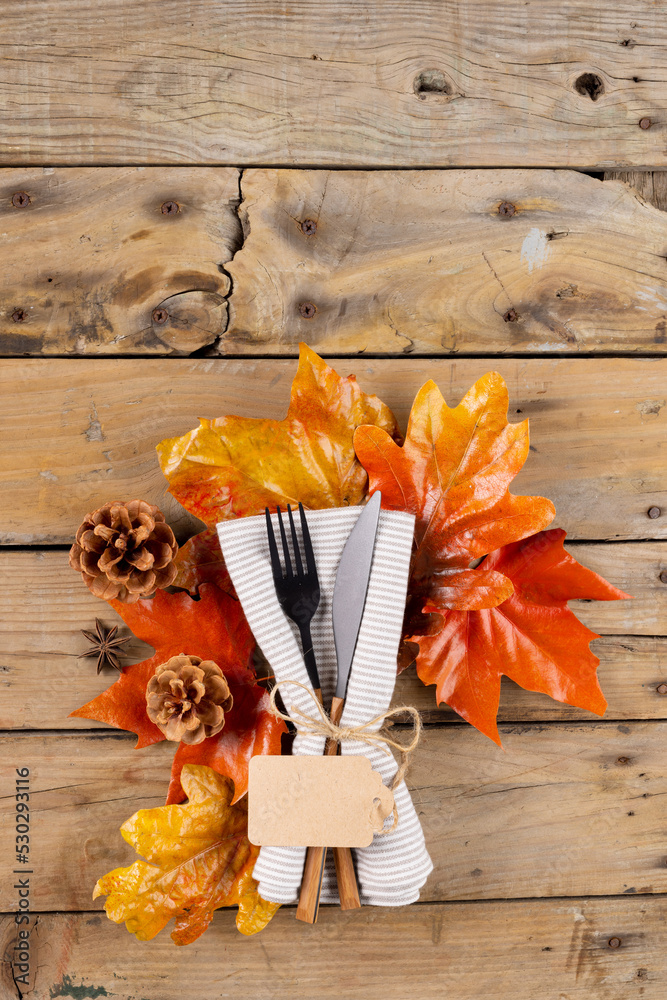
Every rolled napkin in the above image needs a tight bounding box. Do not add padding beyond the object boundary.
[217,504,433,906]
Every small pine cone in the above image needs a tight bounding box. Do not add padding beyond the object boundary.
[146,654,233,745]
[69,500,178,603]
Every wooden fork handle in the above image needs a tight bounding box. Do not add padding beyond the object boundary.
[296,696,362,923]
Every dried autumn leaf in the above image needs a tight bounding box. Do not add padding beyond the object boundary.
[172,527,235,596]
[354,374,556,617]
[414,529,631,744]
[94,764,280,944]
[70,585,285,802]
[156,342,400,524]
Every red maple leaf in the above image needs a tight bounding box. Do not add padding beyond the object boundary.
[70,585,285,802]
[413,529,631,744]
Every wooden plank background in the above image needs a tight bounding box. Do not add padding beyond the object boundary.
[5,167,667,357]
[2,1,667,168]
[1,2,667,998]
[1,359,665,543]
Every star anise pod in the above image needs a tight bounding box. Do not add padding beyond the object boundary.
[79,618,131,673]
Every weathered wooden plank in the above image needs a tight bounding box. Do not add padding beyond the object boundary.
[566,543,667,636]
[396,637,667,724]
[227,169,667,355]
[0,167,240,355]
[5,169,667,358]
[0,358,665,543]
[1,898,663,1000]
[1,548,664,731]
[2,724,666,910]
[2,2,666,168]
[605,171,667,213]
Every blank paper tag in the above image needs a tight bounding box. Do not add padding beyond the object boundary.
[248,755,395,848]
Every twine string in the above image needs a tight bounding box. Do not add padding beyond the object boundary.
[267,679,422,836]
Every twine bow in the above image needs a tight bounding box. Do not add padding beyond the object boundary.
[268,679,422,835]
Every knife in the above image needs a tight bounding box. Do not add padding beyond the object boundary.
[295,491,383,923]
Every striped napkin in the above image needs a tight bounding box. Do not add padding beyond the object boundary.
[217,504,433,906]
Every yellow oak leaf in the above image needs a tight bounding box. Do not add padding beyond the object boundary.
[156,343,400,523]
[94,764,279,944]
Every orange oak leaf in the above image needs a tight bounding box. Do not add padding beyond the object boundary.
[354,374,556,617]
[156,343,400,524]
[172,527,235,596]
[70,585,286,802]
[94,764,280,944]
[413,529,631,744]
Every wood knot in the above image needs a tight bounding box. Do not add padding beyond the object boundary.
[413,69,451,99]
[574,73,604,101]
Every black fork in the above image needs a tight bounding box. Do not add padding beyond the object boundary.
[265,503,321,699]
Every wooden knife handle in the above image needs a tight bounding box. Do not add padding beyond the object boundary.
[295,696,362,922]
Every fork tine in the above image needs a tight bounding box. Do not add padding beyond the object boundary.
[287,504,304,578]
[265,507,283,579]
[299,502,317,579]
[276,506,293,578]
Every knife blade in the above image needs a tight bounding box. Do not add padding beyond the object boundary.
[332,489,382,702]
[295,491,382,923]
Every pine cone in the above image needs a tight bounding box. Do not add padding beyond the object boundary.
[146,654,233,744]
[69,500,178,603]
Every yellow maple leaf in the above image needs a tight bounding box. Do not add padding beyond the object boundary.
[94,765,279,944]
[156,342,400,524]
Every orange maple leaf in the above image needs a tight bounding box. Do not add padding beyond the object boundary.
[94,764,279,944]
[156,342,400,523]
[354,373,556,615]
[171,526,236,596]
[414,529,631,743]
[70,585,285,802]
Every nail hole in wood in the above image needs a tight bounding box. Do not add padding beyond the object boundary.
[413,69,450,99]
[574,73,604,101]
